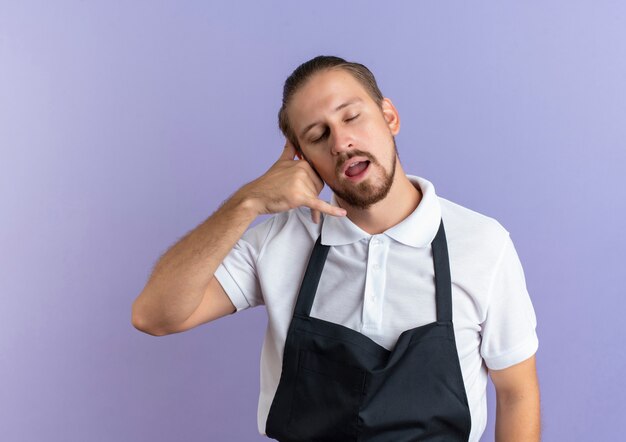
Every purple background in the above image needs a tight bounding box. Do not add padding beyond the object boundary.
[1,1,624,441]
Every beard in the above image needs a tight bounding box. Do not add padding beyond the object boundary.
[305,137,399,211]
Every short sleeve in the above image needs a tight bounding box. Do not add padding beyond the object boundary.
[480,233,539,370]
[213,216,275,313]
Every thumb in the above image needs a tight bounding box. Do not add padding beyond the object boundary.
[279,139,298,161]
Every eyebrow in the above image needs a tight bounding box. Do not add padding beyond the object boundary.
[299,97,363,139]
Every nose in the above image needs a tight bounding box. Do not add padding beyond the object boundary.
[330,125,354,155]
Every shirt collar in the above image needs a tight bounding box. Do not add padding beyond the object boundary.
[321,175,442,248]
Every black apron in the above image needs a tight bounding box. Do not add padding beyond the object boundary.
[265,218,471,441]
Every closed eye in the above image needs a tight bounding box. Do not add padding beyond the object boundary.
[310,114,360,144]
[311,129,329,144]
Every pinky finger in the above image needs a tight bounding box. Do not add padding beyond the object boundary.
[307,197,347,219]
[311,208,321,224]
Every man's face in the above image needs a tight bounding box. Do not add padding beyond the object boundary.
[287,68,401,210]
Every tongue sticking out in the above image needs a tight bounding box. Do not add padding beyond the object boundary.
[345,161,369,177]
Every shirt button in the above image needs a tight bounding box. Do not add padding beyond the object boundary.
[373,263,381,270]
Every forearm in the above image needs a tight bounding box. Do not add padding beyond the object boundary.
[495,390,541,442]
[132,187,259,331]
[132,139,345,333]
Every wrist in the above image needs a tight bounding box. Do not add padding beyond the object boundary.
[228,185,263,218]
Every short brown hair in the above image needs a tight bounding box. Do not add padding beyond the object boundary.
[278,55,385,153]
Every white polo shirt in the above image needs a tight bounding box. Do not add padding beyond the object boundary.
[214,174,538,442]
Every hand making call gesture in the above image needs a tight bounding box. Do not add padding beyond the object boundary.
[239,139,347,224]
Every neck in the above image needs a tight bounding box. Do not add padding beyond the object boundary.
[336,160,422,235]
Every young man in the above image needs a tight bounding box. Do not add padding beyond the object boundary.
[132,56,540,441]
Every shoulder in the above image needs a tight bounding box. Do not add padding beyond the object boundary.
[438,196,510,266]
[439,196,508,235]
[241,207,321,257]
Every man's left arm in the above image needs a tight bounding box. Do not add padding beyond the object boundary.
[489,354,541,442]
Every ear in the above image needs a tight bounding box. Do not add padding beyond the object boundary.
[381,97,400,136]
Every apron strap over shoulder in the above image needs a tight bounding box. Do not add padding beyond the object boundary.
[432,218,453,322]
[293,235,330,317]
